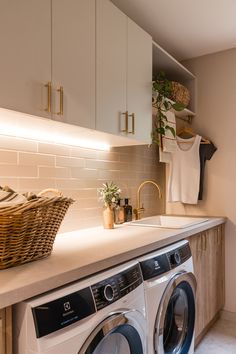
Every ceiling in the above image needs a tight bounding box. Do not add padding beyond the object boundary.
[111,0,236,61]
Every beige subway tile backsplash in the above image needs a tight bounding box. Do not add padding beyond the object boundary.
[19,152,55,166]
[38,142,70,156]
[70,146,98,159]
[56,156,84,168]
[39,166,70,178]
[0,177,18,189]
[0,139,165,232]
[97,151,120,162]
[0,150,17,164]
[0,164,37,177]
[0,136,37,152]
[18,178,56,192]
[98,170,120,180]
[70,167,98,179]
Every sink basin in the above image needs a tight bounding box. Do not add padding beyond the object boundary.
[129,215,209,229]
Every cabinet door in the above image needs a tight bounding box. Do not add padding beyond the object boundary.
[189,227,225,342]
[127,19,152,143]
[96,0,127,135]
[188,233,204,339]
[0,309,4,354]
[0,0,51,118]
[206,226,225,322]
[0,307,12,354]
[217,225,225,311]
[52,0,95,129]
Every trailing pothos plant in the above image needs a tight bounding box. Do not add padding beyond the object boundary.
[152,71,186,146]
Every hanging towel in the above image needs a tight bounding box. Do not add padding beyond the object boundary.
[167,135,201,204]
[159,110,177,163]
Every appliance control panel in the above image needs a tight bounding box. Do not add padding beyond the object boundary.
[91,264,142,310]
[140,242,192,280]
[32,287,95,338]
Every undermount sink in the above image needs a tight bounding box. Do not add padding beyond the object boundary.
[129,215,209,229]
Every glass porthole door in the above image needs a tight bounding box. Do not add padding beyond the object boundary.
[79,311,144,354]
[155,272,196,354]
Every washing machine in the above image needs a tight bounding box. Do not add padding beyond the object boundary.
[139,240,196,354]
[13,260,146,354]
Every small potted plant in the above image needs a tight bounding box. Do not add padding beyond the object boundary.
[152,71,186,146]
[98,181,121,229]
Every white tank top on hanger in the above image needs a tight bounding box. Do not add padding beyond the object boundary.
[167,135,201,204]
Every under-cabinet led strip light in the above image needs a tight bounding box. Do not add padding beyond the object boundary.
[0,108,110,151]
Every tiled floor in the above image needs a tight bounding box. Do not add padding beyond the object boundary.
[195,318,236,353]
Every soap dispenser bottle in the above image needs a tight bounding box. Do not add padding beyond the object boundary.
[114,199,125,225]
[124,198,132,222]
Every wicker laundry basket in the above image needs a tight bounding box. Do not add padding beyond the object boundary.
[0,189,74,269]
[170,81,190,107]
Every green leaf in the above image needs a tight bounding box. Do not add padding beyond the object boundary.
[157,127,165,135]
[165,125,176,137]
[158,112,167,121]
[171,102,186,111]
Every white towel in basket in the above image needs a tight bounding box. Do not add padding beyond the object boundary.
[0,188,27,207]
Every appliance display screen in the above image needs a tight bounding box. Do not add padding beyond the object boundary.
[32,287,95,338]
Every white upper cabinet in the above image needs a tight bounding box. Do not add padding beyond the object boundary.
[0,0,51,118]
[0,0,152,146]
[96,0,152,144]
[127,19,152,142]
[52,0,96,129]
[96,0,127,136]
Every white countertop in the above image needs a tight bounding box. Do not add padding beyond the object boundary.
[0,216,226,308]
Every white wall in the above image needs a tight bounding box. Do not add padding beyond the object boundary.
[168,48,236,312]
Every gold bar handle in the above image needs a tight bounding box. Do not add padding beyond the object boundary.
[128,113,135,134]
[44,82,52,113]
[57,86,64,116]
[121,111,128,132]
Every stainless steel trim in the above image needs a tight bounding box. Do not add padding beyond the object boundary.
[78,311,130,354]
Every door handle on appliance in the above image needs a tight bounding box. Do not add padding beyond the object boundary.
[128,113,135,134]
[44,82,52,113]
[57,86,64,116]
[121,111,128,132]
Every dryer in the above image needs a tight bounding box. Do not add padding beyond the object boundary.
[139,240,196,354]
[13,260,146,354]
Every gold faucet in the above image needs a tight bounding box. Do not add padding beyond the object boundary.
[133,180,162,220]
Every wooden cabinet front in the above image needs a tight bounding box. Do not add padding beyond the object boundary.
[188,225,225,344]
[0,307,12,354]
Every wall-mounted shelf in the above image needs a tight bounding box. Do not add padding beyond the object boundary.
[152,40,196,118]
[152,105,195,125]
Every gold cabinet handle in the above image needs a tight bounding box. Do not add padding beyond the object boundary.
[57,86,64,116]
[128,113,135,134]
[44,82,52,113]
[121,111,128,132]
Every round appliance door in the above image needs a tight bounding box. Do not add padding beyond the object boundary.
[155,272,196,354]
[78,310,144,354]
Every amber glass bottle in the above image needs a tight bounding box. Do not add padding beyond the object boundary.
[124,198,132,222]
